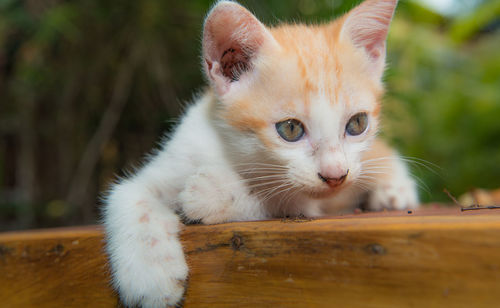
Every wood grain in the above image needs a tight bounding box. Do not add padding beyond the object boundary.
[0,226,118,307]
[1,208,500,307]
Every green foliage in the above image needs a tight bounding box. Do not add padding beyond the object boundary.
[450,0,500,43]
[384,11,500,201]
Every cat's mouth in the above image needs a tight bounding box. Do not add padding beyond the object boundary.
[305,181,352,199]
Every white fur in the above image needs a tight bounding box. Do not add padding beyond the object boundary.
[103,0,417,307]
[104,91,417,307]
[366,157,419,210]
[103,94,270,307]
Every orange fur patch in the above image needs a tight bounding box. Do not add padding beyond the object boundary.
[217,14,384,145]
[139,213,150,223]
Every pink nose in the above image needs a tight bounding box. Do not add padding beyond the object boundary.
[318,170,349,187]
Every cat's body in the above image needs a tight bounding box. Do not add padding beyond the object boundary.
[104,0,418,306]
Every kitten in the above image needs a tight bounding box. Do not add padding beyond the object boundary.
[103,0,418,306]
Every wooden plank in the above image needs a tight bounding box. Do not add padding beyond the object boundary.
[1,208,500,307]
[0,226,118,307]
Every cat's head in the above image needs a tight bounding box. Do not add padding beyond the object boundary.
[202,0,397,198]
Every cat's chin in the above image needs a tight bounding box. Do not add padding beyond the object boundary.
[305,184,350,199]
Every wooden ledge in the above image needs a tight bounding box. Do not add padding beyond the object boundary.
[1,207,500,307]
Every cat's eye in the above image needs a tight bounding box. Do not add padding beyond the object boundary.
[276,119,305,142]
[346,112,368,136]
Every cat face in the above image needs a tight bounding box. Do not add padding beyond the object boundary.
[203,0,397,197]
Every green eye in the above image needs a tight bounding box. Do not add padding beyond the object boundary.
[346,112,368,136]
[276,119,305,142]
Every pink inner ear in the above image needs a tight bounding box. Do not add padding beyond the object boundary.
[343,0,397,62]
[219,47,251,81]
[350,23,389,61]
[202,1,269,90]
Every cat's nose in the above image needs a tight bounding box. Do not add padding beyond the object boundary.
[318,170,349,187]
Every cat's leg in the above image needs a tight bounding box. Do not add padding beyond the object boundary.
[179,165,268,224]
[362,139,419,211]
[104,173,187,307]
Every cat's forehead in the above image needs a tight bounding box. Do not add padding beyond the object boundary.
[257,23,383,109]
[269,24,341,79]
[270,23,341,59]
[220,21,383,135]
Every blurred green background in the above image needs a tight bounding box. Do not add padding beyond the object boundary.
[0,0,499,231]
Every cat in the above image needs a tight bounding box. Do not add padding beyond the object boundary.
[103,0,418,306]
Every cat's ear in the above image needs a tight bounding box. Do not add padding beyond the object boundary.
[340,0,398,80]
[202,1,276,96]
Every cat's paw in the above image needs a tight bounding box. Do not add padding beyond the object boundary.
[112,237,188,307]
[106,198,189,308]
[179,166,237,224]
[366,172,418,211]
